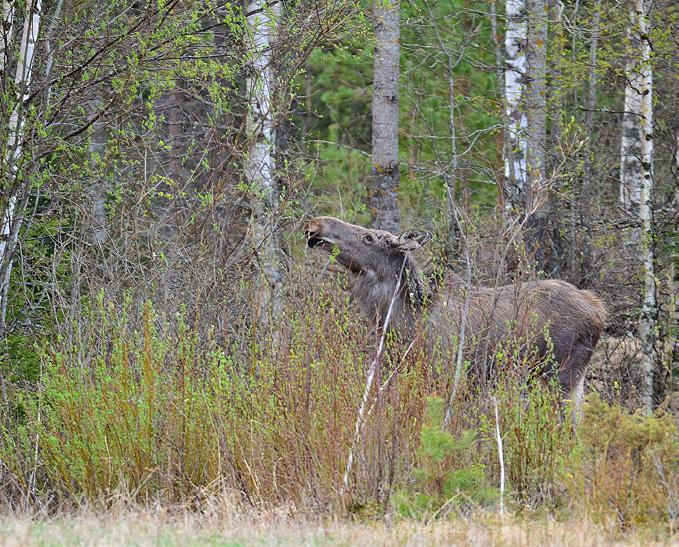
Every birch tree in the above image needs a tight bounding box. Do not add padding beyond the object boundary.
[245,0,283,322]
[504,0,528,210]
[620,0,656,413]
[0,0,14,74]
[369,0,400,233]
[620,0,654,213]
[0,0,42,337]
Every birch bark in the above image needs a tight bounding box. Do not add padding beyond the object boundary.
[369,0,400,233]
[0,0,14,74]
[637,11,655,414]
[245,0,283,323]
[0,0,42,336]
[504,0,528,210]
[619,3,644,210]
[620,0,656,413]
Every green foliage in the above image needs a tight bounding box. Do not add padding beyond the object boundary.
[491,378,574,506]
[304,1,501,225]
[0,335,41,398]
[393,397,496,518]
[0,283,444,508]
[562,396,679,530]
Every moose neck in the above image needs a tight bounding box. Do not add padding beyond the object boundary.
[352,253,427,331]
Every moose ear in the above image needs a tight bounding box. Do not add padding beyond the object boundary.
[395,229,433,251]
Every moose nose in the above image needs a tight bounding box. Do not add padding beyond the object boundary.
[304,222,320,239]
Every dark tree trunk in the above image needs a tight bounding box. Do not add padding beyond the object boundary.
[525,0,551,273]
[369,0,400,233]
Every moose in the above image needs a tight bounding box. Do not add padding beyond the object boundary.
[304,216,607,414]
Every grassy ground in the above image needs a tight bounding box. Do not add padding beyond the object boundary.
[0,511,674,546]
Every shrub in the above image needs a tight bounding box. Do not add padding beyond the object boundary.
[0,284,446,510]
[562,396,678,530]
[392,397,496,518]
[491,377,573,507]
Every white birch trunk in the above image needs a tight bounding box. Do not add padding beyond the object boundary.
[504,0,528,210]
[620,0,656,413]
[619,2,645,210]
[245,0,283,323]
[0,0,42,336]
[0,0,14,73]
[637,0,655,414]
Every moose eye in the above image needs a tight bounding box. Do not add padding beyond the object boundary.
[363,234,374,244]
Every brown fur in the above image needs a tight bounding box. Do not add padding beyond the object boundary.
[304,216,607,400]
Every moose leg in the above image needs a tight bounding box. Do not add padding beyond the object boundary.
[571,373,586,426]
[557,331,599,427]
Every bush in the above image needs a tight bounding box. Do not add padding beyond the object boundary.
[393,397,496,518]
[562,396,678,530]
[492,377,573,507]
[0,285,447,510]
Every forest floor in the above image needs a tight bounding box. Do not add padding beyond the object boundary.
[0,511,674,546]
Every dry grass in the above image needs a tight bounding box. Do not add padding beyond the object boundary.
[0,510,674,546]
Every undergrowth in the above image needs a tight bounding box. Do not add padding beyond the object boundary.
[0,287,676,536]
[393,397,496,518]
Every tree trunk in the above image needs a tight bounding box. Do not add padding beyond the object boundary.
[245,0,283,323]
[504,0,528,211]
[580,0,602,278]
[637,2,655,414]
[369,0,400,233]
[0,0,14,75]
[525,0,549,271]
[619,6,644,211]
[0,0,42,337]
[620,0,656,413]
[87,97,108,247]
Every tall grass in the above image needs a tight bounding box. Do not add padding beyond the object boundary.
[0,284,447,509]
[0,278,676,536]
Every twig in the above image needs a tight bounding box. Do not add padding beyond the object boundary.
[362,338,417,423]
[492,395,506,516]
[443,207,472,428]
[340,256,407,496]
